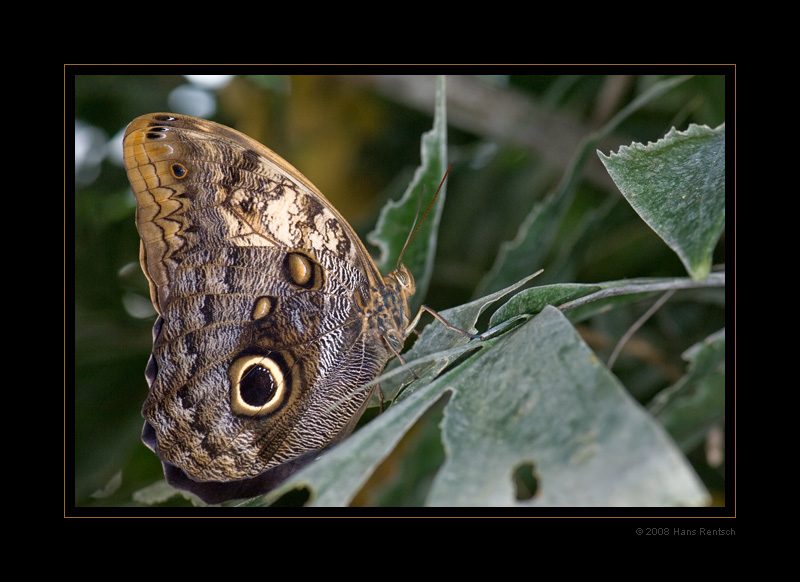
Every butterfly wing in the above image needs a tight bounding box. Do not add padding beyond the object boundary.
[124,113,398,502]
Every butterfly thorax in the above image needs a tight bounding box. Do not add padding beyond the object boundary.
[359,263,416,355]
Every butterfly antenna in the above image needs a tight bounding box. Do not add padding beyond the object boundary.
[396,164,452,268]
[396,188,423,268]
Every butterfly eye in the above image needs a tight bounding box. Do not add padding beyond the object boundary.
[393,265,415,296]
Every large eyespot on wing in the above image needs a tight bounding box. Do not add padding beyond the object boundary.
[229,353,291,417]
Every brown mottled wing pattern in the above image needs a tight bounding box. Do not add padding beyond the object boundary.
[123,113,411,503]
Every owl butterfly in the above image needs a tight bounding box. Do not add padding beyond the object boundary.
[124,113,463,504]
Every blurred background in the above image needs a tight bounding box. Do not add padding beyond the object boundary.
[73,73,727,506]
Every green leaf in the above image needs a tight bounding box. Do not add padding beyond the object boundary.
[598,124,725,280]
[490,273,725,327]
[649,329,726,452]
[489,282,602,327]
[367,75,448,311]
[428,307,708,507]
[133,479,206,507]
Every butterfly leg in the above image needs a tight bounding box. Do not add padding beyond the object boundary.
[404,304,480,340]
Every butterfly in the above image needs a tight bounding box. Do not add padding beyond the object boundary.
[123,113,462,503]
